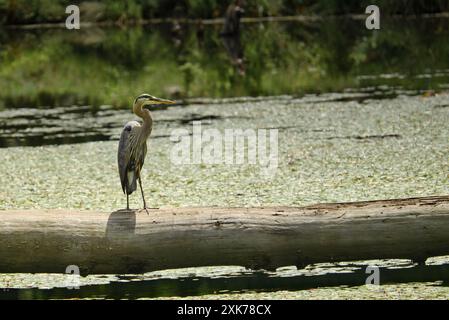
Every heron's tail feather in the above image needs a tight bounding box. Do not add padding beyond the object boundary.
[126,170,137,195]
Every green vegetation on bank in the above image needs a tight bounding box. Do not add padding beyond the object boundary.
[1,0,449,25]
[1,17,449,109]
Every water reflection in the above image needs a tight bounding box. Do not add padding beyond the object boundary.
[0,89,430,148]
[0,91,415,148]
[1,259,448,300]
[0,105,122,147]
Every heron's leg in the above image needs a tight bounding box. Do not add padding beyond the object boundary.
[138,174,149,215]
[126,192,129,211]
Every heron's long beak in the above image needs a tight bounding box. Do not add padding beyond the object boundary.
[150,98,176,105]
[143,98,176,109]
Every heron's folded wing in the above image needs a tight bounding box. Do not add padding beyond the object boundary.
[118,121,140,194]
[118,128,130,194]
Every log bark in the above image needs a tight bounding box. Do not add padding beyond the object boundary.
[1,196,449,274]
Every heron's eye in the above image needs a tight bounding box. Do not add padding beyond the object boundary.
[125,126,132,131]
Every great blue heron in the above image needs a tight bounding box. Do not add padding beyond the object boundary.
[118,93,175,212]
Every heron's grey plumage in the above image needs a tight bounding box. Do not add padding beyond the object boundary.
[118,120,146,195]
[117,94,174,212]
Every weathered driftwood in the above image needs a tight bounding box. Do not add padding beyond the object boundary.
[0,196,448,274]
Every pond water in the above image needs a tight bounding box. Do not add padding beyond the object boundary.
[1,258,449,300]
[1,17,449,299]
[2,17,449,148]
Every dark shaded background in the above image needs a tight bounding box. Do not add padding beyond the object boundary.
[1,0,449,25]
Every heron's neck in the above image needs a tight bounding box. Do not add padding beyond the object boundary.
[141,113,153,136]
[133,102,153,139]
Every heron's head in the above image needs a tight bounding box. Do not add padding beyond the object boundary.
[133,93,175,110]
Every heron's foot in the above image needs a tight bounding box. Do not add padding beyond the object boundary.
[143,206,150,215]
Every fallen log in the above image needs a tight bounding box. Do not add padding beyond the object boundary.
[1,195,449,274]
